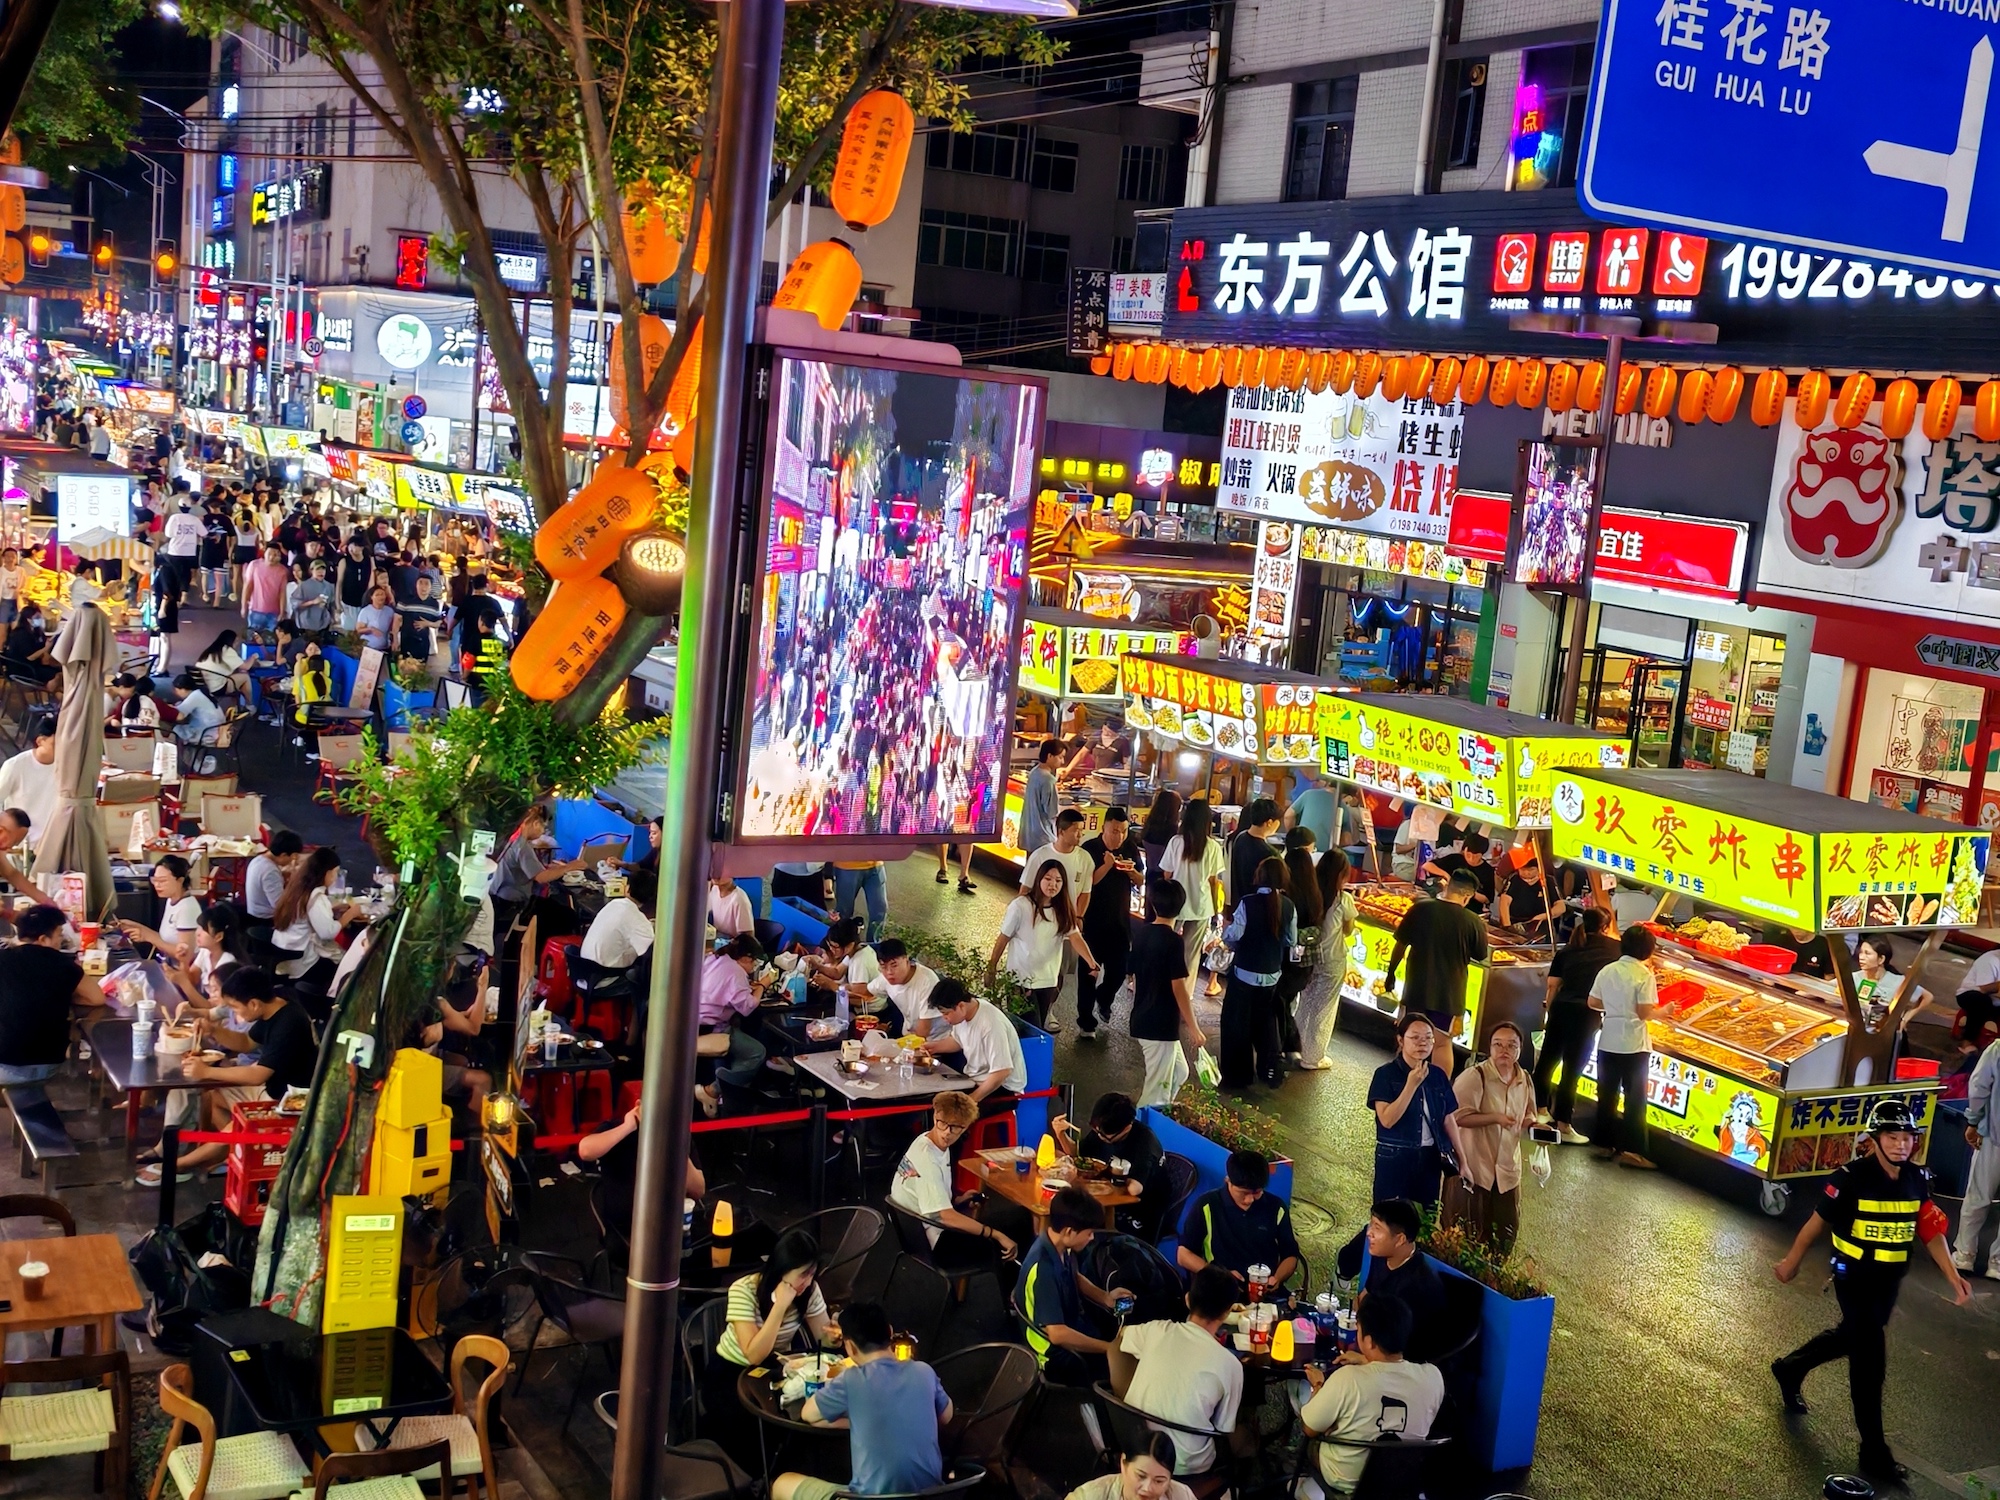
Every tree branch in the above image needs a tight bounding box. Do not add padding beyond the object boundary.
[766,1,913,230]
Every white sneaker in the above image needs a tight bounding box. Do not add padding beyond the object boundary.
[1557,1124,1590,1145]
[1953,1250,1976,1272]
[1985,1262,2000,1281]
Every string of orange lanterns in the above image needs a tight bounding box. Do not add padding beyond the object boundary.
[1089,342,2000,441]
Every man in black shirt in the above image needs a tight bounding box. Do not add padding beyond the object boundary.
[1773,1099,1970,1482]
[1386,872,1488,1075]
[1077,808,1140,1035]
[0,905,106,1106]
[1494,851,1563,934]
[397,573,447,663]
[1535,907,1619,1141]
[1424,830,1495,912]
[1227,799,1283,909]
[1176,1150,1300,1288]
[1361,1198,1451,1363]
[1130,882,1199,1107]
[1054,1091,1166,1237]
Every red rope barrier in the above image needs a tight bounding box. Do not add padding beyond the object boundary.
[175,1129,467,1150]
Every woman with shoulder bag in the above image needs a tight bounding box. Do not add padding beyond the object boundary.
[1218,855,1296,1089]
[1365,1012,1464,1212]
[1277,827,1323,1056]
[1448,1021,1538,1252]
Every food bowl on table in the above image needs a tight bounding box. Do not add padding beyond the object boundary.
[805,1018,844,1042]
[1072,1157,1108,1179]
[156,1028,198,1056]
[194,1050,226,1066]
[851,1015,883,1035]
[562,870,587,887]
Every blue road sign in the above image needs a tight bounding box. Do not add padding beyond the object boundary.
[1581,0,2000,279]
[401,393,427,420]
[400,419,426,445]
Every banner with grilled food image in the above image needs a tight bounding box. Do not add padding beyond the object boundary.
[1216,382,1464,540]
[1817,828,1989,931]
[1769,1085,1937,1179]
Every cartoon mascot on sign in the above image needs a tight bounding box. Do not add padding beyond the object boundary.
[1716,1089,1772,1167]
[1780,426,1904,568]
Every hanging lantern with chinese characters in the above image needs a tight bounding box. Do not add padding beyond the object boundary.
[1170,348,1193,387]
[1795,369,1831,427]
[1381,356,1409,403]
[1577,361,1606,413]
[1487,357,1520,407]
[1751,369,1788,426]
[607,315,672,434]
[536,462,661,581]
[1459,355,1490,405]
[1833,371,1876,429]
[1305,351,1333,393]
[1352,351,1384,399]
[1615,363,1643,416]
[1199,347,1224,388]
[621,184,680,284]
[1282,348,1309,389]
[1403,354,1434,403]
[1242,346,1270,388]
[1677,368,1714,425]
[1514,359,1547,409]
[829,91,915,230]
[1113,344,1136,381]
[1642,365,1678,420]
[1328,350,1357,395]
[772,240,864,331]
[1707,365,1744,424]
[512,575,630,702]
[1924,377,1963,441]
[1976,380,2000,441]
[664,317,703,472]
[1220,346,1244,386]
[1545,363,1578,413]
[1429,356,1462,406]
[1879,378,1919,440]
[1261,348,1288,390]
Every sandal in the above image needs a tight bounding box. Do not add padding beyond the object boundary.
[135,1162,193,1188]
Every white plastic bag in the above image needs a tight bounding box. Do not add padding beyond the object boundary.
[1528,1142,1553,1188]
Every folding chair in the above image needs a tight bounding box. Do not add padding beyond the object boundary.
[104,734,159,773]
[314,733,370,803]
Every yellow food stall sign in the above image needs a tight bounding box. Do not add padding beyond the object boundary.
[1019,618,1062,698]
[1512,733,1631,828]
[1817,827,1989,932]
[1119,653,1322,765]
[1065,623,1184,700]
[1571,1050,1781,1174]
[1551,770,1816,928]
[1338,914,1485,1047]
[1770,1083,1938,1179]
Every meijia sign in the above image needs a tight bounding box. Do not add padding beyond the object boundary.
[1582,0,2000,280]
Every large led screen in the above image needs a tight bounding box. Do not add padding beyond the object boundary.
[736,352,1040,843]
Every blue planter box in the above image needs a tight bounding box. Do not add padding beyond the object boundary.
[381,681,434,730]
[1014,1014,1053,1144]
[1430,1256,1554,1473]
[1140,1108,1295,1202]
[768,895,830,950]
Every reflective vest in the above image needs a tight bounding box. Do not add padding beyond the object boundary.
[1831,1194,1921,1268]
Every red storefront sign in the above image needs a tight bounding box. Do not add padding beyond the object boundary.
[1492,233,1536,293]
[1686,693,1735,730]
[1445,492,1748,601]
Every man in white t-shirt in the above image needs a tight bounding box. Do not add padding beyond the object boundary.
[867,939,945,1039]
[1021,809,1096,918]
[1300,1294,1444,1495]
[1117,1265,1243,1474]
[927,979,1027,1100]
[581,869,658,971]
[0,717,60,849]
[889,1091,1028,1271]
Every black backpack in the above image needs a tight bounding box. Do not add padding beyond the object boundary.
[128,1201,252,1355]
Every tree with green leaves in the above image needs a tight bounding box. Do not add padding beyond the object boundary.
[14,0,146,169]
[177,0,1062,1314]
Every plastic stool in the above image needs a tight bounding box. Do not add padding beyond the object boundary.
[956,1113,1017,1194]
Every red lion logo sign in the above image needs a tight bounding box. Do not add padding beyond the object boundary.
[1781,427,1904,568]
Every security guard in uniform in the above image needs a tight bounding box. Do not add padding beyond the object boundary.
[1772,1098,1971,1483]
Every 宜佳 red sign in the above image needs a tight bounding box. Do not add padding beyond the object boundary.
[1447,493,1746,602]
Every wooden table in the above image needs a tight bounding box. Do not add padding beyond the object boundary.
[0,1234,144,1353]
[961,1149,1142,1235]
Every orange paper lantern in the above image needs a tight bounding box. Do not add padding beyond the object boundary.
[1261,348,1287,389]
[1677,368,1714,425]
[1642,366,1678,420]
[621,185,679,285]
[511,575,630,702]
[1459,355,1490,405]
[1305,351,1333,393]
[772,240,863,331]
[662,316,702,470]
[1241,347,1268,388]
[1488,358,1520,407]
[1576,361,1606,414]
[1381,356,1409,403]
[1546,363,1578,413]
[1113,344,1136,381]
[1924,377,1963,442]
[1751,369,1789,426]
[1403,355,1434,403]
[691,201,711,276]
[1977,380,2000,441]
[0,186,24,235]
[830,91,915,229]
[1795,369,1832,428]
[1833,372,1876,429]
[1514,359,1547,409]
[1170,348,1194,387]
[1429,356,1462,406]
[1220,346,1244,386]
[536,464,661,580]
[1199,348,1224,388]
[1353,351,1384,399]
[1880,378,1919,440]
[1285,348,1310,389]
[1707,365,1744,424]
[1089,353,1111,377]
[1328,350,1357,395]
[1151,345,1175,384]
[607,314,672,434]
[1614,363,1643,416]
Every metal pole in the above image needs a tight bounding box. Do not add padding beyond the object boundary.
[1555,333,1620,723]
[609,0,783,1495]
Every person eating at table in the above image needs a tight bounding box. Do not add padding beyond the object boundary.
[576,1091,706,1245]
[1113,1265,1243,1479]
[137,967,317,1187]
[1055,1091,1168,1238]
[1298,1295,1444,1495]
[269,845,370,1000]
[0,808,50,907]
[693,933,770,1118]
[163,903,251,1020]
[0,904,107,1112]
[890,1090,1028,1279]
[1021,1185,1132,1386]
[707,873,754,938]
[924,977,1027,1103]
[581,866,657,974]
[863,939,948,1041]
[805,917,883,1014]
[243,830,303,955]
[709,1229,837,1466]
[168,671,224,757]
[486,803,600,941]
[117,855,205,961]
[775,1299,953,1500]
[105,672,160,732]
[1175,1149,1300,1293]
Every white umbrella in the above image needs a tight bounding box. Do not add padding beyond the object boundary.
[32,602,114,914]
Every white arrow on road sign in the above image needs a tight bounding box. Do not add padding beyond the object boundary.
[1866,36,1992,244]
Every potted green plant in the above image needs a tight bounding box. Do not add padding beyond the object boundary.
[1417,1217,1555,1472]
[381,658,436,729]
[1142,1086,1294,1203]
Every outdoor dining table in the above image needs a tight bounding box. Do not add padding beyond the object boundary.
[222,1323,453,1453]
[88,1013,248,1161]
[737,1364,850,1489]
[961,1148,1143,1236]
[0,1234,144,1353]
[792,1050,978,1105]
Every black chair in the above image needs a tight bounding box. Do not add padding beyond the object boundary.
[677,1294,734,1441]
[588,1178,632,1284]
[883,1255,953,1355]
[594,1389,755,1500]
[1090,1381,1234,1500]
[785,1205,887,1305]
[1079,1234,1186,1327]
[512,1251,627,1436]
[1155,1153,1199,1246]
[931,1342,1041,1469]
[1330,1435,1451,1500]
[831,1461,986,1500]
[885,1199,1009,1305]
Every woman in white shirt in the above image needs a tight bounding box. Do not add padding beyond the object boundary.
[270,846,367,991]
[707,875,754,938]
[986,857,1097,1028]
[1158,798,1227,992]
[116,856,205,960]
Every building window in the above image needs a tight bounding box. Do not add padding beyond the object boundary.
[1285,77,1358,202]
[1021,230,1070,283]
[1511,43,1593,190]
[312,104,331,159]
[1117,143,1169,203]
[918,209,1020,274]
[1442,57,1487,171]
[347,100,357,157]
[925,123,1025,180]
[1030,137,1079,193]
[1111,235,1135,272]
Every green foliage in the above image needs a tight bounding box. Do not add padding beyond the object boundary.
[880,918,1032,1019]
[1418,1211,1550,1302]
[13,0,145,170]
[1162,1085,1286,1160]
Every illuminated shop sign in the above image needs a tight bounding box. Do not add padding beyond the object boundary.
[250,164,332,227]
[1162,191,2000,370]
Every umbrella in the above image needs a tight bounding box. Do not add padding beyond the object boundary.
[32,601,114,914]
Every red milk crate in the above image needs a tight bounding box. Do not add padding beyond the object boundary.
[223,1102,298,1227]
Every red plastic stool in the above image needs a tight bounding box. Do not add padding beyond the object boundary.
[574,1070,614,1133]
[955,1113,1017,1194]
[536,936,584,1015]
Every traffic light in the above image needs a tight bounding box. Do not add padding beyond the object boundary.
[91,232,113,277]
[152,239,178,284]
[26,229,49,268]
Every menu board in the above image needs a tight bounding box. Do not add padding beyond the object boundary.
[1250,520,1300,645]
[1019,618,1063,698]
[1120,655,1323,765]
[1818,828,1988,932]
[1019,620,1188,701]
[1321,695,1504,819]
[1770,1084,1938,1179]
